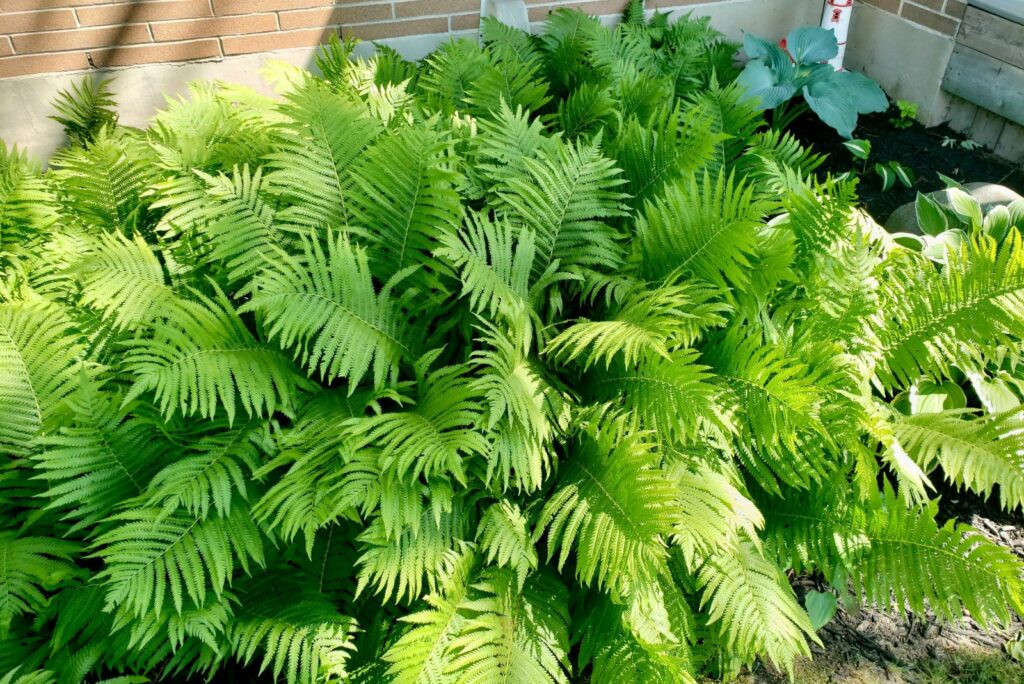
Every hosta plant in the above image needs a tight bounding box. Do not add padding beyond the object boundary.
[1,4,1023,683]
[736,26,888,137]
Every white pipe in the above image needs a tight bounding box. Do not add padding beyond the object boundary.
[821,0,854,70]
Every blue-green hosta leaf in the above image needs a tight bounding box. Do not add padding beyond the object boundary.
[785,26,838,64]
[829,70,888,114]
[802,79,856,138]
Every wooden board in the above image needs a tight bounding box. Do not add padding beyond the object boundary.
[958,6,1024,70]
[942,44,1024,127]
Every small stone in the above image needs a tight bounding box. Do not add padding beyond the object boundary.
[884,183,1023,235]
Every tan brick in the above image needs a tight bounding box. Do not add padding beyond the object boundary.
[151,14,278,41]
[451,12,480,31]
[77,1,213,26]
[12,24,151,54]
[1,0,108,10]
[862,0,901,14]
[944,0,967,19]
[1,9,77,33]
[213,0,330,15]
[901,2,958,33]
[221,27,336,55]
[90,37,221,67]
[279,4,392,29]
[912,0,944,10]
[0,36,12,57]
[395,0,479,18]
[0,51,89,77]
[343,16,447,40]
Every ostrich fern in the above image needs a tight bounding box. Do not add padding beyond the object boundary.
[3,4,1024,683]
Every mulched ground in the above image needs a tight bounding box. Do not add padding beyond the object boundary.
[789,108,1024,224]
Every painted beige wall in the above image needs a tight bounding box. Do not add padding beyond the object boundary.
[1,0,819,162]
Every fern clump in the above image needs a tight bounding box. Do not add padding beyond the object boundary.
[3,4,1024,683]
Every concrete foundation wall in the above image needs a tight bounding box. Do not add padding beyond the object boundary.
[1,0,818,162]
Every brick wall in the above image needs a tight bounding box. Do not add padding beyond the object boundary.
[0,0,720,79]
[862,0,967,35]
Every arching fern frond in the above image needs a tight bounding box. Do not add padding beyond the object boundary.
[448,568,571,684]
[476,501,539,589]
[536,416,675,597]
[93,504,265,618]
[546,279,728,369]
[0,533,80,638]
[496,137,627,279]
[267,81,383,231]
[872,230,1024,391]
[893,408,1024,510]
[0,302,84,453]
[698,540,816,675]
[348,126,463,284]
[636,170,771,289]
[242,232,417,389]
[73,230,177,329]
[229,573,358,684]
[346,356,487,485]
[33,383,165,529]
[124,287,308,423]
[851,491,1024,627]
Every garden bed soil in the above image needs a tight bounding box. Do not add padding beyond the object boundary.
[740,485,1024,684]
[789,110,1024,224]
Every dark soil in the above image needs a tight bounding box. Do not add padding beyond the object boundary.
[789,108,1024,224]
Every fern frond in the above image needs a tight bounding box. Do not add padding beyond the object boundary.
[698,540,816,674]
[230,573,358,684]
[348,125,463,285]
[636,170,771,288]
[94,504,265,617]
[383,549,475,683]
[448,568,571,684]
[669,462,763,568]
[536,416,675,597]
[582,350,725,445]
[852,491,1024,626]
[50,129,152,234]
[476,501,539,588]
[243,231,417,389]
[124,287,307,422]
[497,137,627,279]
[0,533,79,637]
[49,77,117,146]
[872,230,1024,390]
[608,104,723,210]
[33,383,165,529]
[0,302,84,452]
[143,420,265,519]
[356,505,469,604]
[894,408,1024,510]
[346,356,487,485]
[73,230,177,329]
[0,142,59,246]
[546,279,728,369]
[267,81,383,231]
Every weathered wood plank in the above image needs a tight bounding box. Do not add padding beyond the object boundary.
[942,44,1024,127]
[970,108,1007,150]
[995,122,1024,163]
[958,6,1024,70]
